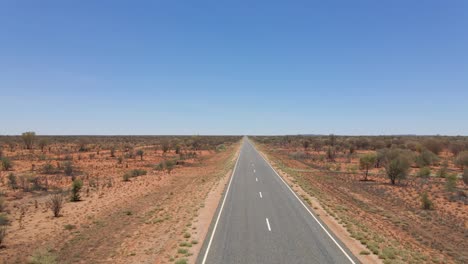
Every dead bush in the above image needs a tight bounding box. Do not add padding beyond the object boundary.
[48,193,64,217]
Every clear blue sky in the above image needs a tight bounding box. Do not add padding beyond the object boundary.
[1,1,467,135]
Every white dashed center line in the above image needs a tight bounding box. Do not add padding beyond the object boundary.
[266,218,271,231]
[255,177,258,182]
[259,192,262,198]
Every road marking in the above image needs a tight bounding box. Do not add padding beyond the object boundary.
[201,144,242,264]
[259,192,262,198]
[249,140,356,264]
[266,218,271,231]
[256,177,258,182]
[253,169,256,173]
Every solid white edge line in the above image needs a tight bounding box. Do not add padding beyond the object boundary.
[266,218,271,231]
[201,142,242,264]
[248,140,356,264]
[259,192,262,198]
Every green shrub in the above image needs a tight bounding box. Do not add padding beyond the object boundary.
[455,151,468,169]
[123,169,147,181]
[70,179,83,202]
[0,213,9,225]
[136,149,144,160]
[415,149,439,167]
[215,144,226,152]
[28,249,57,264]
[1,157,12,171]
[359,153,376,181]
[22,131,36,150]
[421,192,433,210]
[446,174,457,192]
[7,173,18,190]
[382,149,411,184]
[417,167,431,178]
[437,161,448,178]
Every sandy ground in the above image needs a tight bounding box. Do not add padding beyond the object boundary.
[256,143,467,264]
[0,142,240,264]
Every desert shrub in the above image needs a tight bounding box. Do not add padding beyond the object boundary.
[216,144,226,152]
[117,156,123,164]
[0,225,6,247]
[359,153,376,181]
[136,149,144,160]
[175,144,182,154]
[63,161,73,176]
[446,174,457,192]
[110,147,116,157]
[421,192,433,210]
[70,179,83,202]
[437,161,448,178]
[7,173,18,190]
[1,157,12,171]
[326,146,336,161]
[77,138,89,152]
[417,167,431,178]
[463,169,468,185]
[302,140,310,151]
[455,151,468,169]
[0,198,4,212]
[42,163,56,174]
[415,149,439,167]
[381,148,411,185]
[38,139,48,152]
[48,193,64,217]
[22,131,36,150]
[449,142,465,156]
[124,151,135,159]
[0,213,9,225]
[28,249,58,264]
[423,138,443,155]
[162,142,170,153]
[289,151,306,160]
[123,169,147,181]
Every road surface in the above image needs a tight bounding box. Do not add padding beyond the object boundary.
[197,138,358,264]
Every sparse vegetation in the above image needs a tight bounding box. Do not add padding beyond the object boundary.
[1,157,12,171]
[70,179,83,202]
[22,131,36,150]
[359,153,376,181]
[421,192,433,210]
[48,193,64,217]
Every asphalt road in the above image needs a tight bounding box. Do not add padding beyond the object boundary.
[197,138,359,264]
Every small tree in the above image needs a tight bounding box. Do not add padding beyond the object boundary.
[110,147,116,157]
[175,145,181,154]
[22,131,36,150]
[382,149,410,185]
[48,193,64,217]
[1,157,12,171]
[136,150,144,161]
[70,179,83,202]
[359,153,376,181]
[38,139,48,153]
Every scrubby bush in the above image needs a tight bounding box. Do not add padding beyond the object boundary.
[0,213,9,226]
[455,151,468,170]
[423,138,443,155]
[0,197,5,212]
[162,142,170,154]
[0,225,6,247]
[446,174,457,192]
[303,140,310,152]
[437,161,448,178]
[38,139,48,152]
[123,169,147,181]
[417,167,431,178]
[48,193,64,217]
[136,149,144,160]
[421,192,433,210]
[110,147,116,157]
[381,149,411,185]
[1,157,12,171]
[175,144,181,154]
[22,132,36,150]
[216,144,226,152]
[42,163,56,174]
[463,169,468,185]
[359,153,376,181]
[70,179,83,202]
[63,161,73,176]
[415,149,439,167]
[7,173,17,190]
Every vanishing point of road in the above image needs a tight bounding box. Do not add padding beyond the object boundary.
[197,138,359,264]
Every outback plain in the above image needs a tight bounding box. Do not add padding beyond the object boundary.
[0,133,240,264]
